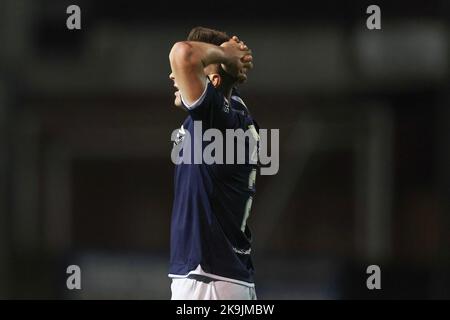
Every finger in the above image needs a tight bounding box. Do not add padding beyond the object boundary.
[240,44,248,51]
[241,55,253,62]
[237,73,247,83]
[242,60,253,69]
[238,68,247,76]
[232,35,240,42]
[241,59,251,67]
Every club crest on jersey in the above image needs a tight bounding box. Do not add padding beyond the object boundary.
[174,125,186,146]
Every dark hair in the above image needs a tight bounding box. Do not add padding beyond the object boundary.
[187,26,230,46]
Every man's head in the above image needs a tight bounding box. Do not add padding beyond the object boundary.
[187,26,230,46]
[187,26,237,85]
[170,26,240,107]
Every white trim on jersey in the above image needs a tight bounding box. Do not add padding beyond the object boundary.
[180,78,209,110]
[168,264,255,288]
[231,95,248,109]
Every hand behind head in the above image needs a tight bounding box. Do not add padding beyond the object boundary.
[220,36,254,83]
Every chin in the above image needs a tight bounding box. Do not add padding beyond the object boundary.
[174,97,183,108]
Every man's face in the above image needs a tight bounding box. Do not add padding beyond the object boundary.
[169,65,220,108]
[169,72,183,107]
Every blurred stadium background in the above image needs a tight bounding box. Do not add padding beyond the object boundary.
[1,0,450,299]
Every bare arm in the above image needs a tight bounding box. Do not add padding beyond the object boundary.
[169,39,252,105]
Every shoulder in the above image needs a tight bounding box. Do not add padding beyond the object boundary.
[181,81,224,111]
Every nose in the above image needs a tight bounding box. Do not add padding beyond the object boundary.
[169,72,175,81]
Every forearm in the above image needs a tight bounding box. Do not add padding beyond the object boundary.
[170,41,230,69]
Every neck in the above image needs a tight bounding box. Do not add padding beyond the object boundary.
[217,78,235,101]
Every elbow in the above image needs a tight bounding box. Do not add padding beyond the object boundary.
[169,41,195,67]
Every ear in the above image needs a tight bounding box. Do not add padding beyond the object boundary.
[209,74,221,88]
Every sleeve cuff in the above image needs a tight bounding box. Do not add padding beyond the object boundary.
[180,79,209,110]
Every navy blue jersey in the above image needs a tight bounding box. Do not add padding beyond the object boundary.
[169,81,258,285]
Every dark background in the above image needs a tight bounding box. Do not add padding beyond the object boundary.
[0,0,449,299]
